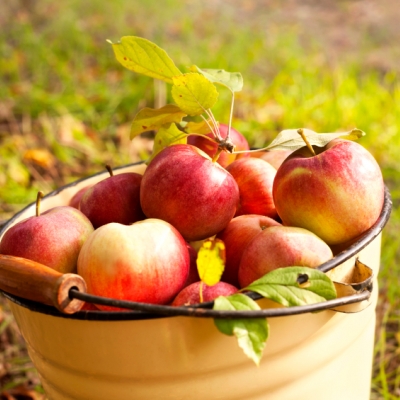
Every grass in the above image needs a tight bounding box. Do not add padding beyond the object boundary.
[1,0,400,398]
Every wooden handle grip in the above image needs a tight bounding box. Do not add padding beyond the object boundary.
[0,254,87,314]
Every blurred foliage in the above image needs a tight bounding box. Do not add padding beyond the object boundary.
[1,0,400,397]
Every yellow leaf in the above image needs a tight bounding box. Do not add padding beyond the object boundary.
[197,239,226,286]
[147,124,187,164]
[185,120,216,135]
[172,73,219,116]
[130,105,187,139]
[111,36,182,84]
[23,149,55,168]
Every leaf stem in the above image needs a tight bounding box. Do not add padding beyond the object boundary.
[200,115,219,140]
[226,90,235,142]
[205,109,221,140]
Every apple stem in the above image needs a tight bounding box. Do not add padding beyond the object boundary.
[199,281,204,303]
[105,165,114,176]
[35,191,44,217]
[297,128,316,156]
[212,148,223,163]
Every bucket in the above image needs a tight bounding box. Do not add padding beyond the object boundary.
[0,162,392,400]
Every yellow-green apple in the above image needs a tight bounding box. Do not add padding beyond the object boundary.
[140,144,239,241]
[77,218,190,309]
[251,149,294,170]
[187,123,250,168]
[216,215,281,287]
[273,139,385,245]
[79,172,145,229]
[171,281,238,306]
[238,225,333,288]
[226,157,278,219]
[0,206,94,273]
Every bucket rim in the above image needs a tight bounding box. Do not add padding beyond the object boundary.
[0,163,393,321]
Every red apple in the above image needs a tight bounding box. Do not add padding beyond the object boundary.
[238,225,333,288]
[273,139,385,245]
[252,149,294,170]
[0,206,94,273]
[216,215,281,287]
[79,172,145,229]
[183,243,200,287]
[226,157,278,218]
[140,144,239,241]
[69,186,90,209]
[77,218,190,309]
[187,123,250,168]
[171,281,238,306]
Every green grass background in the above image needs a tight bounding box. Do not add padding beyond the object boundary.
[1,0,399,398]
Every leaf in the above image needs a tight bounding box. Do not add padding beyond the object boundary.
[147,124,187,164]
[214,294,269,366]
[243,266,337,307]
[109,36,182,84]
[171,73,219,116]
[191,65,243,92]
[184,120,215,135]
[197,239,226,286]
[265,128,366,152]
[130,105,187,139]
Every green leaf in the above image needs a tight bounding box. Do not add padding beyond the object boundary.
[147,123,187,164]
[265,128,366,152]
[110,36,182,84]
[190,65,243,92]
[214,294,269,366]
[197,239,226,286]
[171,73,219,116]
[243,266,337,307]
[130,105,187,139]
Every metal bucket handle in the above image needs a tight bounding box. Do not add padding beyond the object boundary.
[0,185,392,321]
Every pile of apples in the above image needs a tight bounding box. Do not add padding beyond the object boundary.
[0,121,385,311]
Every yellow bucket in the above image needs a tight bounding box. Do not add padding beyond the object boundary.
[0,162,392,400]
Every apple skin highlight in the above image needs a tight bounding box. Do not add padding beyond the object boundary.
[273,139,385,245]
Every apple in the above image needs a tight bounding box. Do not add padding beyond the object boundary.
[273,139,385,245]
[187,123,250,168]
[238,225,333,288]
[216,215,281,287]
[79,172,145,229]
[171,281,238,306]
[77,218,190,309]
[251,149,294,170]
[0,205,94,273]
[69,185,90,209]
[183,244,200,287]
[140,144,239,242]
[226,157,278,218]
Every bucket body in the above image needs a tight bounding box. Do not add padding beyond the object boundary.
[1,163,386,400]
